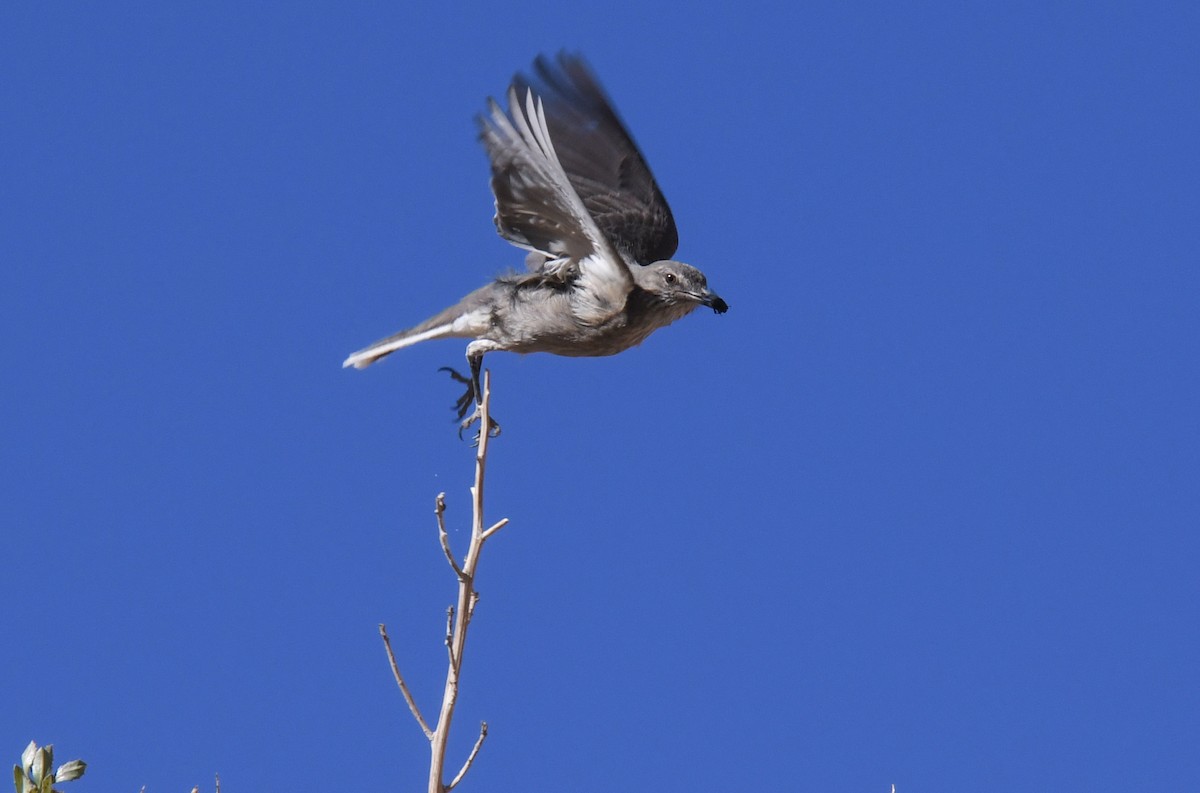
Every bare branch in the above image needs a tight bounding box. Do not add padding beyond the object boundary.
[379,623,433,739]
[444,606,456,665]
[480,517,509,541]
[374,371,510,791]
[469,376,493,539]
[436,492,466,579]
[427,372,506,792]
[447,722,489,791]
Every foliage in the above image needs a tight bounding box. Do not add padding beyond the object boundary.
[13,742,86,793]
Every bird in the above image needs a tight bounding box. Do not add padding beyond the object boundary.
[343,53,728,435]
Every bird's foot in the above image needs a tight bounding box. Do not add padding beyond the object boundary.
[439,366,476,417]
[439,367,501,442]
[458,405,502,443]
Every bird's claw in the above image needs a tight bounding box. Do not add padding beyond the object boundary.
[440,366,501,442]
[457,407,502,444]
[439,366,476,418]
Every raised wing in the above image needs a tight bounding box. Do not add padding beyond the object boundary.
[479,84,633,323]
[512,53,679,266]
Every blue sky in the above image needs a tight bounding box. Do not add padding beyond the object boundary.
[3,2,1197,791]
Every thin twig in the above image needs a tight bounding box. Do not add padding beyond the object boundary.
[379,623,433,738]
[470,381,491,537]
[436,492,466,579]
[444,606,456,665]
[447,722,489,791]
[480,517,509,542]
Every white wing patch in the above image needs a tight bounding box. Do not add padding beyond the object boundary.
[572,253,626,325]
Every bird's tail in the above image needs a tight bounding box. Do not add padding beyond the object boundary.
[342,322,460,369]
[342,299,491,369]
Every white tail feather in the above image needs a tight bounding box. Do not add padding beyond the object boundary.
[341,323,457,369]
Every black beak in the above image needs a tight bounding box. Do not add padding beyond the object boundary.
[703,292,729,314]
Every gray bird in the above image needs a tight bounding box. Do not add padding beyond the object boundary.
[343,53,728,434]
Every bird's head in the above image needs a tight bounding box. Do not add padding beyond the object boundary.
[638,260,729,315]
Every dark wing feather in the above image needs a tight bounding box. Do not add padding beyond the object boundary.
[478,88,634,323]
[510,52,679,265]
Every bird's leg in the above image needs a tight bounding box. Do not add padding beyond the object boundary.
[466,352,502,439]
[438,354,500,440]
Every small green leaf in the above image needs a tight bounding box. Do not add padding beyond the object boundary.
[52,762,84,784]
[15,764,28,793]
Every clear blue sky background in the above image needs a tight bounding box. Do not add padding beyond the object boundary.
[3,2,1197,791]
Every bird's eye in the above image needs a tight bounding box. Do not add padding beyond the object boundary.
[664,272,676,284]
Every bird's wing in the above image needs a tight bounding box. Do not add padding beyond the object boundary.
[480,84,633,323]
[512,53,679,266]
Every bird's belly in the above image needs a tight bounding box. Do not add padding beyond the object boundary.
[513,316,661,358]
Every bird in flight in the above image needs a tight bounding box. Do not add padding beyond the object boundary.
[344,53,727,435]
